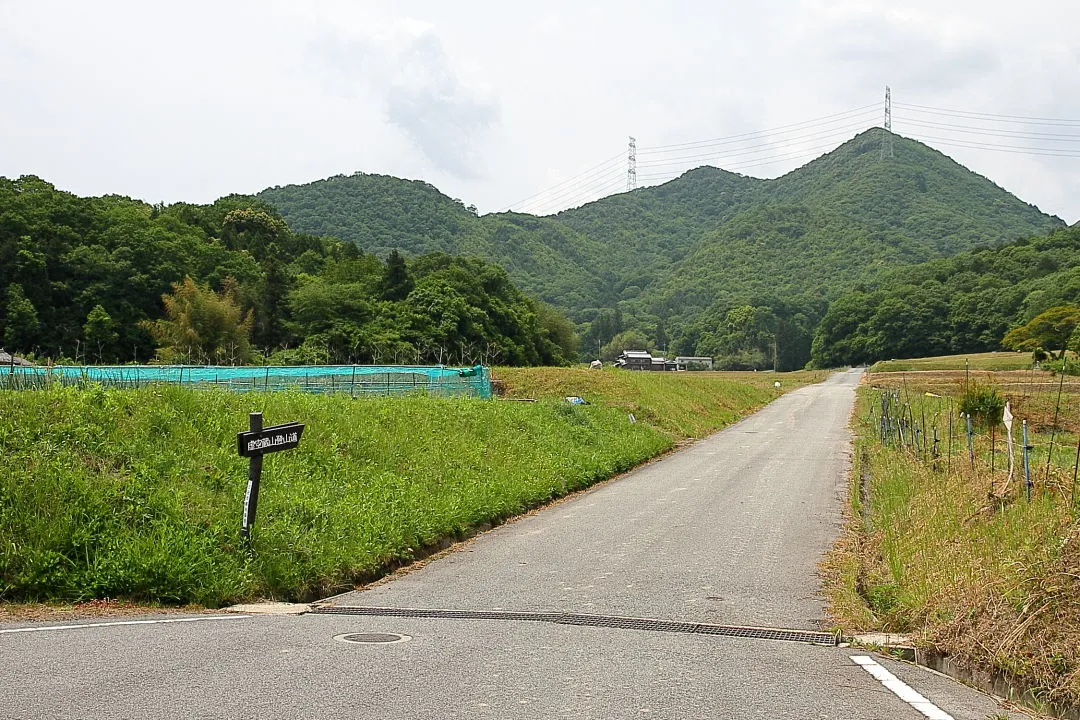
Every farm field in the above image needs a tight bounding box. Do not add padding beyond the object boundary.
[869,351,1037,373]
[0,367,821,610]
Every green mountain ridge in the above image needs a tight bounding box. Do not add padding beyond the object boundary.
[258,129,1065,368]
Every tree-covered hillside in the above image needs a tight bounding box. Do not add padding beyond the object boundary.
[809,223,1080,367]
[260,174,615,314]
[0,176,576,366]
[768,130,1056,252]
[259,130,1063,369]
[632,132,1066,367]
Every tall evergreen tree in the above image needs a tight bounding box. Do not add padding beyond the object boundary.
[378,249,414,301]
[253,245,290,351]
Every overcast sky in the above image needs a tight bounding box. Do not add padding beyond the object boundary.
[2,1,1078,223]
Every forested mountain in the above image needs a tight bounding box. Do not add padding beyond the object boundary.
[0,176,576,366]
[259,130,1063,368]
[810,223,1080,367]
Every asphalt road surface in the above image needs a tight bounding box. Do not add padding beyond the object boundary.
[2,369,1030,719]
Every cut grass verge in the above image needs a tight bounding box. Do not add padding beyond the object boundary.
[1,369,821,609]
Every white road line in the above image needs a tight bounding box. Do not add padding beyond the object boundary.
[0,615,249,635]
[850,655,954,720]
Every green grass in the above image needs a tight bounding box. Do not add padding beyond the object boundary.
[826,377,1080,708]
[869,351,1036,373]
[1,369,818,607]
[494,367,827,437]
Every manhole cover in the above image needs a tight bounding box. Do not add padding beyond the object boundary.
[333,632,411,645]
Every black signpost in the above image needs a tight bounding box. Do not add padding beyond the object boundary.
[237,412,304,540]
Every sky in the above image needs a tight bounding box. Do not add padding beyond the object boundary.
[2,0,1078,223]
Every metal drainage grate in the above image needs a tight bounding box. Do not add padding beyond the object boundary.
[333,632,411,645]
[312,606,844,646]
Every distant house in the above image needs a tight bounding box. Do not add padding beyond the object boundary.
[615,350,654,371]
[615,350,675,372]
[0,349,31,367]
[651,356,676,371]
[674,356,714,371]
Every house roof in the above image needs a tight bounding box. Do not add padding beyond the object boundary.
[621,350,652,359]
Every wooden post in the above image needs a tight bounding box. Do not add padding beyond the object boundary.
[241,412,263,540]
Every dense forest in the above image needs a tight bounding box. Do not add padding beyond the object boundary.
[809,223,1080,367]
[260,130,1063,369]
[0,176,577,366]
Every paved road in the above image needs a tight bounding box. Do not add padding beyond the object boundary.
[325,369,858,628]
[2,370,1029,718]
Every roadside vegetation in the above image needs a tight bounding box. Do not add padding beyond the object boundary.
[0,368,819,608]
[824,360,1080,710]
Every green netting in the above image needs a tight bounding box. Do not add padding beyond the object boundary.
[0,364,492,399]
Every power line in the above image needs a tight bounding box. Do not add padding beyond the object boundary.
[897,117,1080,142]
[501,152,624,212]
[514,164,629,215]
[901,133,1080,158]
[521,175,629,216]
[511,162,625,215]
[499,103,884,215]
[637,141,854,184]
[894,101,1080,127]
[514,166,625,215]
[635,120,871,168]
[498,96,1080,217]
[642,103,879,152]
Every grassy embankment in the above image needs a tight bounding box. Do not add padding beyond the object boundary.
[870,351,1041,373]
[824,357,1080,710]
[1,368,823,609]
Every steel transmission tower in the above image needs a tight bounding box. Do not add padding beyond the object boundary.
[627,136,637,190]
[880,86,894,159]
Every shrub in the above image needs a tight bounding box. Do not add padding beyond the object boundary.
[959,381,1005,427]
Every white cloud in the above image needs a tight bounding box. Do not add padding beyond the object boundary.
[300,10,499,178]
[0,0,1077,222]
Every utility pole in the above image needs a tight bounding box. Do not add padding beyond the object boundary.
[880,86,894,159]
[627,136,637,191]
